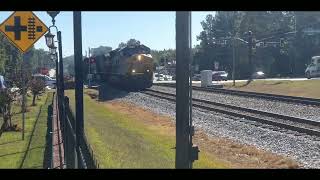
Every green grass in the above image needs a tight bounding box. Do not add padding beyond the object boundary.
[65,90,227,168]
[0,92,53,168]
[224,80,320,99]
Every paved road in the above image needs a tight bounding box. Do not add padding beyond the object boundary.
[153,77,320,84]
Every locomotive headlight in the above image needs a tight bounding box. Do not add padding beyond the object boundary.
[132,69,136,73]
[147,69,150,72]
[138,55,142,61]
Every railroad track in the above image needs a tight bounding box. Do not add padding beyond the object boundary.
[153,83,320,106]
[142,89,320,137]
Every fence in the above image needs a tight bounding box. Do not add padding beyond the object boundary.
[62,96,99,168]
[44,94,53,169]
[46,93,99,169]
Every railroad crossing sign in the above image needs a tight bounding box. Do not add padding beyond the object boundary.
[0,11,48,53]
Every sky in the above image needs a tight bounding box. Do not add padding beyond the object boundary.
[0,11,215,57]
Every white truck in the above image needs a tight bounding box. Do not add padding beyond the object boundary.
[305,56,320,79]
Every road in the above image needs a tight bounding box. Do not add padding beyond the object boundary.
[153,77,320,84]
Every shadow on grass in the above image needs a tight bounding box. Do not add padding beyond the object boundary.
[0,146,45,158]
[0,150,25,158]
[43,97,54,169]
[238,79,253,87]
[19,103,43,169]
[0,139,21,146]
[87,83,130,102]
[19,93,51,169]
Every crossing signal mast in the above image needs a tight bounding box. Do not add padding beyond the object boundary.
[212,30,290,85]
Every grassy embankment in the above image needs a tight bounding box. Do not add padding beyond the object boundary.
[0,92,53,168]
[224,80,320,99]
[65,90,227,168]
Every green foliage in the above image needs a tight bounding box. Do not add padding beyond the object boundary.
[151,49,176,66]
[118,39,141,48]
[29,78,46,106]
[0,92,52,168]
[196,11,320,79]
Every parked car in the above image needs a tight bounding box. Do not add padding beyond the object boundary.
[164,75,173,81]
[212,71,228,81]
[154,73,164,81]
[305,56,320,79]
[32,74,56,88]
[252,71,266,79]
[192,74,201,81]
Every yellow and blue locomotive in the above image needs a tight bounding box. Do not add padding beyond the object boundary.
[95,44,154,90]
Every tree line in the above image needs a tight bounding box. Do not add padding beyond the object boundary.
[67,10,320,80]
[0,33,49,135]
[194,11,320,79]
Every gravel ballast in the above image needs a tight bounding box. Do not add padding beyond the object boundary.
[150,85,320,121]
[116,90,320,169]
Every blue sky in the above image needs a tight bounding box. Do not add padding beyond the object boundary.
[0,11,215,57]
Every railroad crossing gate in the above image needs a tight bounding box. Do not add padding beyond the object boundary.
[0,11,48,53]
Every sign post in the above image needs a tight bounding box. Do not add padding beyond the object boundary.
[0,11,48,140]
[21,57,26,140]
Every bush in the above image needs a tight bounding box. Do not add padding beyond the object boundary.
[64,80,75,89]
[29,78,46,106]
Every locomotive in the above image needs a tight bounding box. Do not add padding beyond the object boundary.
[94,44,154,90]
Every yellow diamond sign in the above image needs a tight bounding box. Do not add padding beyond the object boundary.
[0,11,48,53]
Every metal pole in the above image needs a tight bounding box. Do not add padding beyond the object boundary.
[58,31,64,99]
[21,55,26,140]
[247,31,253,82]
[188,13,194,169]
[57,31,66,167]
[175,11,192,169]
[88,47,91,87]
[73,11,83,168]
[55,53,59,100]
[232,37,236,86]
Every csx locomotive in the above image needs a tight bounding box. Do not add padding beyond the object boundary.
[94,44,154,90]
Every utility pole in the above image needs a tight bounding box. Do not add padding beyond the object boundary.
[232,37,236,86]
[73,11,83,168]
[175,11,199,169]
[88,47,91,87]
[232,11,236,86]
[247,31,253,83]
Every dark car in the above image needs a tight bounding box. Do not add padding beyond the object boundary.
[212,71,228,81]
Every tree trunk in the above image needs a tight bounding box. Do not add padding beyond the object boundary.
[1,106,9,132]
[32,94,36,106]
[7,103,12,127]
